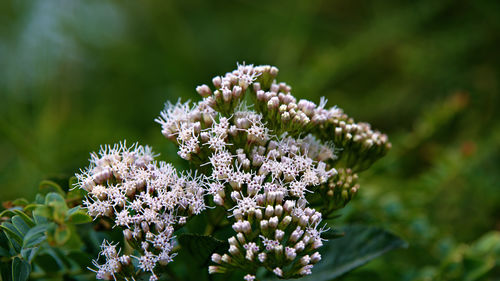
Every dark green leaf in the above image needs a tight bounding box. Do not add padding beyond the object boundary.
[12,210,35,228]
[178,234,229,265]
[0,231,10,257]
[65,206,92,224]
[0,247,10,257]
[21,247,39,262]
[1,260,13,281]
[0,209,16,218]
[33,214,49,225]
[1,222,23,245]
[32,253,63,272]
[39,180,65,196]
[299,225,408,281]
[322,228,346,240]
[11,215,30,236]
[23,224,48,248]
[12,257,30,281]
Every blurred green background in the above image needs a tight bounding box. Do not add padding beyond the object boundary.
[1,0,499,280]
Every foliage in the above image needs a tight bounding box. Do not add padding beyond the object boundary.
[0,179,97,281]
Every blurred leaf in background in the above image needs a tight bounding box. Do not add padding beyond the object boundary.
[0,0,499,280]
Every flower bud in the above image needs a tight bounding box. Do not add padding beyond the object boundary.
[237,233,246,244]
[258,252,267,263]
[260,220,268,230]
[123,229,133,241]
[267,97,280,109]
[300,255,311,266]
[285,246,297,260]
[299,265,313,276]
[311,252,321,264]
[275,229,284,241]
[269,216,279,229]
[196,84,212,97]
[274,205,283,216]
[254,209,263,220]
[279,216,292,228]
[229,245,240,255]
[211,253,222,264]
[312,239,323,249]
[214,194,224,206]
[221,254,231,263]
[295,241,305,252]
[253,82,261,92]
[212,76,222,88]
[265,205,274,218]
[228,236,238,246]
[273,267,283,277]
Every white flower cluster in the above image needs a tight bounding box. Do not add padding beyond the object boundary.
[76,63,390,280]
[156,64,341,278]
[76,143,206,280]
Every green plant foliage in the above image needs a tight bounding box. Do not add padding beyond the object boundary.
[300,225,408,281]
[0,180,94,280]
[261,225,407,281]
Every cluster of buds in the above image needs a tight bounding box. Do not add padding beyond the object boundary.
[77,63,390,280]
[309,168,360,216]
[246,70,391,172]
[76,143,206,280]
[210,198,325,279]
[155,63,389,278]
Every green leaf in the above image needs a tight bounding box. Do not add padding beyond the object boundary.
[11,215,30,236]
[44,192,68,222]
[54,225,71,245]
[33,205,52,220]
[12,198,29,207]
[23,204,41,212]
[65,206,92,224]
[0,231,11,257]
[12,257,30,281]
[1,259,13,281]
[1,222,23,245]
[34,194,44,204]
[0,209,16,218]
[33,253,63,272]
[66,188,85,202]
[12,210,35,228]
[23,224,48,248]
[21,247,39,262]
[298,225,407,281]
[178,234,229,265]
[39,180,65,196]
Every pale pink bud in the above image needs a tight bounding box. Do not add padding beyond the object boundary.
[212,76,222,88]
[311,252,321,263]
[211,253,222,264]
[196,84,212,97]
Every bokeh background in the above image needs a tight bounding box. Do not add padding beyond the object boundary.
[1,0,499,280]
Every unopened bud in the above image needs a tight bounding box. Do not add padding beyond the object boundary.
[196,84,212,97]
[211,253,222,264]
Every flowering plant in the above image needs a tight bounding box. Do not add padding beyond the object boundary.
[0,64,404,281]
